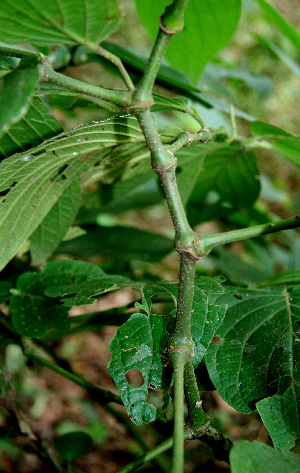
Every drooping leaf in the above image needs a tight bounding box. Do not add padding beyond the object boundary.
[255,0,300,51]
[251,120,300,167]
[135,0,241,83]
[54,431,92,460]
[0,97,63,160]
[256,387,300,450]
[9,260,104,337]
[0,115,144,271]
[0,0,123,48]
[230,440,300,473]
[0,59,40,138]
[205,287,300,415]
[30,181,81,264]
[56,226,174,263]
[108,312,167,425]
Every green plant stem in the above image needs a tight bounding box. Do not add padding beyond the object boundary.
[196,216,300,254]
[170,356,186,473]
[160,0,190,33]
[133,30,171,105]
[94,45,134,91]
[25,349,122,405]
[167,127,227,153]
[0,45,42,60]
[184,361,209,430]
[40,61,130,108]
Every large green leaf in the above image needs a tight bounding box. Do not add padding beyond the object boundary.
[30,181,81,264]
[56,226,174,263]
[0,0,122,47]
[251,120,300,167]
[230,441,300,473]
[134,0,241,83]
[0,115,144,271]
[108,312,169,426]
[255,0,300,51]
[0,97,63,160]
[0,59,40,138]
[205,287,300,415]
[10,260,104,337]
[179,142,260,216]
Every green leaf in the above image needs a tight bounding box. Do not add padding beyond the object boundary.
[108,312,167,425]
[255,0,300,51]
[251,120,300,167]
[56,226,174,263]
[0,280,12,303]
[258,270,300,288]
[256,387,300,450]
[230,440,300,473]
[135,0,241,83]
[30,181,81,264]
[0,59,40,138]
[0,97,63,160]
[0,0,122,47]
[256,35,300,77]
[180,143,260,215]
[9,260,104,337]
[0,115,144,272]
[54,431,92,461]
[205,287,300,414]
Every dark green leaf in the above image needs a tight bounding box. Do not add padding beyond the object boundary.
[0,0,122,47]
[0,280,12,303]
[258,270,300,288]
[54,431,92,461]
[256,387,300,450]
[205,287,300,414]
[30,181,81,264]
[0,97,63,160]
[0,59,40,138]
[230,440,300,473]
[56,226,174,263]
[135,0,241,83]
[0,115,144,271]
[255,0,300,51]
[9,260,104,337]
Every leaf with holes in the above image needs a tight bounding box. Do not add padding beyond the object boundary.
[0,59,40,138]
[205,287,300,418]
[0,0,122,47]
[108,312,168,426]
[0,115,144,271]
[9,259,104,337]
[30,181,81,264]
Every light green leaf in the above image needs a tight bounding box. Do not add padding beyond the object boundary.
[205,287,300,414]
[0,0,122,47]
[0,97,63,160]
[30,181,81,264]
[0,115,144,271]
[251,120,300,167]
[108,313,164,425]
[255,0,300,51]
[134,0,241,83]
[0,59,40,138]
[256,387,300,450]
[230,441,300,473]
[9,260,104,337]
[256,35,300,77]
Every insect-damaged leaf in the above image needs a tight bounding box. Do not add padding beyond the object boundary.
[205,287,300,417]
[108,312,169,426]
[0,115,144,271]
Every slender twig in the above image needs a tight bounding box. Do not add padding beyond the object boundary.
[196,216,300,255]
[25,349,122,405]
[94,45,134,91]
